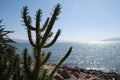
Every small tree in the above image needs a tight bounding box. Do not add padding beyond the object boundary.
[21,4,72,79]
[0,19,16,56]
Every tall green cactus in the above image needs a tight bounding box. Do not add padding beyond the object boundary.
[0,54,23,80]
[23,48,32,79]
[21,4,73,79]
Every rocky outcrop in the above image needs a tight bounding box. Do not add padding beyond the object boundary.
[54,66,102,80]
[45,64,120,80]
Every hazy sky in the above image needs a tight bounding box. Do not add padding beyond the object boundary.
[0,0,120,41]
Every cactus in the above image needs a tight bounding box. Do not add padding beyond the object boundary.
[21,3,73,80]
[0,49,33,80]
[49,47,72,77]
[0,54,23,80]
[23,48,32,80]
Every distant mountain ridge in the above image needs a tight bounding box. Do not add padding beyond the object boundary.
[13,39,29,43]
[13,39,63,43]
[103,37,120,41]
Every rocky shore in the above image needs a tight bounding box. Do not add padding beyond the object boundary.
[44,64,120,80]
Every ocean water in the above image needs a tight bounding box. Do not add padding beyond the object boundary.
[11,41,120,74]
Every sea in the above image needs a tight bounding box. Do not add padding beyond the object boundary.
[11,41,120,74]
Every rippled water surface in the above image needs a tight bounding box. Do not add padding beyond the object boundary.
[11,41,120,74]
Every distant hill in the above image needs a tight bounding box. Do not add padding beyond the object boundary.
[13,39,63,43]
[103,37,120,41]
[13,39,29,43]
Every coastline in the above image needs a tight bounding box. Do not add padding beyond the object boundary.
[44,64,120,80]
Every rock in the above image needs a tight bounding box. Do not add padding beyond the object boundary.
[73,72,80,79]
[54,74,64,80]
[92,78,101,80]
[57,69,63,74]
[71,68,80,74]
[60,69,71,79]
[85,75,91,79]
[69,71,72,75]
[69,75,78,80]
[62,67,81,74]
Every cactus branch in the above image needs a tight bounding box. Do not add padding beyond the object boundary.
[23,48,31,77]
[36,9,42,30]
[22,6,36,30]
[36,10,42,45]
[49,47,72,77]
[27,29,36,47]
[47,32,53,38]
[43,29,61,48]
[41,52,51,65]
[40,18,50,32]
[41,4,61,47]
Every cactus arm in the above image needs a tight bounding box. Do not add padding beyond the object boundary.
[35,9,42,48]
[41,4,61,47]
[48,32,53,38]
[27,29,36,47]
[41,52,51,66]
[23,48,31,77]
[22,6,36,30]
[49,47,72,77]
[35,9,42,30]
[35,9,42,61]
[27,16,36,30]
[40,18,50,32]
[43,29,61,48]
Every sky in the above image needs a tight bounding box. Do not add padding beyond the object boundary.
[0,0,120,42]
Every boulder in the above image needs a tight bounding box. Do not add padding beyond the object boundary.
[60,69,71,79]
[54,74,64,80]
[73,72,80,79]
[57,69,63,74]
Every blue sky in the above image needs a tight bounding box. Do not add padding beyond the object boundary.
[0,0,120,41]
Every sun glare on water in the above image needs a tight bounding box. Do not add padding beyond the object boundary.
[86,41,120,44]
